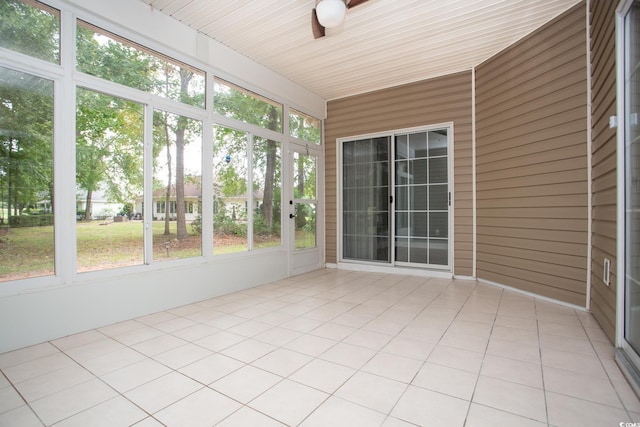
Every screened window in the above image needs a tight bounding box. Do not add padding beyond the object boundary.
[76,21,205,108]
[153,110,203,261]
[213,125,248,254]
[0,0,60,63]
[214,78,283,132]
[76,88,144,272]
[289,109,321,144]
[294,152,317,249]
[253,137,281,249]
[0,67,55,282]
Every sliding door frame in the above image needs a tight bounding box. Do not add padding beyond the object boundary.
[336,123,455,275]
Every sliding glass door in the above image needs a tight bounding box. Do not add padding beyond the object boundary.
[341,127,450,269]
[342,137,391,262]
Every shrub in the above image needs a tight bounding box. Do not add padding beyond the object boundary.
[9,214,54,227]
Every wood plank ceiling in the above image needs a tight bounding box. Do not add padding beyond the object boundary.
[137,0,581,101]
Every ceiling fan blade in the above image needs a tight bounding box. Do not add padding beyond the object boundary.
[347,0,369,9]
[311,9,326,39]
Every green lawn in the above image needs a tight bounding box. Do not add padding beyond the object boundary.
[0,220,284,281]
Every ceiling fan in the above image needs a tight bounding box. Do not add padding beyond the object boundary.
[311,0,370,39]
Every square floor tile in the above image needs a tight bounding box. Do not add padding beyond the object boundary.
[194,330,246,352]
[79,347,147,377]
[228,320,274,338]
[249,379,328,426]
[543,365,622,408]
[252,348,313,377]
[310,323,355,341]
[51,330,106,351]
[15,363,94,402]
[547,391,630,427]
[540,347,606,378]
[178,353,244,385]
[284,334,337,358]
[219,339,277,364]
[113,326,165,346]
[335,371,407,414]
[253,327,303,347]
[439,331,488,353]
[382,336,435,360]
[0,405,43,427]
[391,385,469,427]
[0,385,25,413]
[289,358,355,394]
[131,334,187,357]
[539,332,596,356]
[343,330,393,351]
[412,362,478,400]
[427,345,484,373]
[53,395,147,427]
[171,323,219,341]
[101,358,171,393]
[300,396,386,427]
[153,317,198,334]
[465,403,546,427]
[480,354,543,389]
[152,343,213,369]
[361,352,422,383]
[216,406,286,426]
[486,338,541,364]
[2,352,75,384]
[472,375,546,422]
[211,365,281,403]
[154,387,241,426]
[124,372,202,413]
[319,342,376,369]
[30,378,117,425]
[0,343,59,370]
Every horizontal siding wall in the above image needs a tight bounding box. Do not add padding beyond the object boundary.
[589,0,617,341]
[325,71,473,276]
[475,2,589,306]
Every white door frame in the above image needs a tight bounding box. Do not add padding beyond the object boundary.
[288,142,324,276]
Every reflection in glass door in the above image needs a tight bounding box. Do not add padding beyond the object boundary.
[341,128,450,269]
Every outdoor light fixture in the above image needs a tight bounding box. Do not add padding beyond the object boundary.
[315,0,346,28]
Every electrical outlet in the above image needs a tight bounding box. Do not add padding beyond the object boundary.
[604,258,611,286]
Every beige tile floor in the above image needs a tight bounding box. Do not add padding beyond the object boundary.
[1,269,639,426]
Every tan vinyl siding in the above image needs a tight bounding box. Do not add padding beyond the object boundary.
[589,0,617,342]
[475,3,589,306]
[324,71,473,276]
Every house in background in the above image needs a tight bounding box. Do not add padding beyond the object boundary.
[2,0,640,406]
[135,182,201,221]
[75,189,122,220]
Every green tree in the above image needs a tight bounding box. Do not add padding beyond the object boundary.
[0,1,58,222]
[76,89,143,221]
[213,82,281,228]
[0,69,54,220]
[0,0,59,63]
[74,26,150,221]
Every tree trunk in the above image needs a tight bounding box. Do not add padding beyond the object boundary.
[262,106,279,229]
[164,115,172,236]
[176,68,193,240]
[175,69,193,240]
[175,117,187,239]
[84,189,92,221]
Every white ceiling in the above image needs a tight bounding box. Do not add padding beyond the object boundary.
[138,0,581,101]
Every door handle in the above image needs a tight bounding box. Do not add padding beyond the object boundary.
[289,213,296,219]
